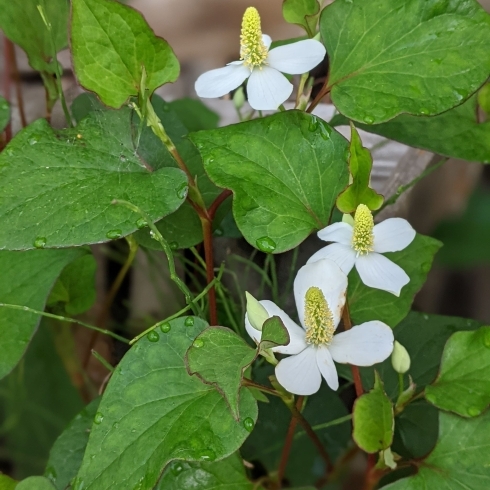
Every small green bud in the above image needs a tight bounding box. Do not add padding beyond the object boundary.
[391,341,411,374]
[233,87,245,110]
[245,291,269,331]
[342,213,355,226]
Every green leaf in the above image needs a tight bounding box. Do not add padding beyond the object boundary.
[168,98,220,132]
[75,317,257,490]
[157,452,253,490]
[0,109,187,250]
[47,253,96,315]
[336,123,384,213]
[353,373,393,453]
[383,411,490,489]
[282,0,320,37]
[44,399,100,490]
[259,316,290,352]
[332,95,490,163]
[0,96,10,133]
[478,83,490,115]
[16,477,56,490]
[348,234,441,327]
[425,326,490,418]
[190,111,349,253]
[0,475,17,490]
[0,0,68,73]
[0,248,86,379]
[0,326,83,477]
[71,0,179,108]
[321,0,490,123]
[186,326,257,420]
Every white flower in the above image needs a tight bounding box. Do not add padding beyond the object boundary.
[308,204,416,296]
[195,7,326,111]
[245,259,394,395]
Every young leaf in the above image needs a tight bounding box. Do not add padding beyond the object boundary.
[259,316,290,352]
[186,326,258,420]
[0,96,9,133]
[0,248,87,379]
[353,372,394,453]
[320,0,490,123]
[190,111,349,253]
[0,109,187,250]
[0,0,68,73]
[331,95,490,163]
[283,0,321,37]
[348,234,442,327]
[425,326,490,418]
[16,477,57,490]
[75,317,257,490]
[167,98,220,132]
[71,0,179,108]
[336,123,384,213]
[157,452,254,490]
[44,399,100,490]
[383,411,490,489]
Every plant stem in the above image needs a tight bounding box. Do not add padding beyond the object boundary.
[200,216,217,325]
[306,75,331,114]
[342,301,364,396]
[91,349,114,372]
[208,189,232,220]
[242,378,282,397]
[0,303,130,343]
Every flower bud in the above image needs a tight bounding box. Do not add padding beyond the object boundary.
[233,87,245,110]
[391,341,411,374]
[245,291,269,331]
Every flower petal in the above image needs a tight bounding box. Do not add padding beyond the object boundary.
[307,243,357,275]
[262,34,272,49]
[294,259,347,330]
[247,67,293,110]
[317,222,353,245]
[355,253,409,296]
[275,347,321,395]
[373,218,416,253]
[267,40,326,75]
[329,321,394,366]
[316,346,339,390]
[195,63,250,98]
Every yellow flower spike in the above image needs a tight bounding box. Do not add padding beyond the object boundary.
[352,204,374,256]
[240,7,268,68]
[304,286,335,346]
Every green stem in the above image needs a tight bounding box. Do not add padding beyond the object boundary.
[398,372,404,399]
[129,264,225,345]
[0,303,130,344]
[269,254,279,306]
[112,200,196,312]
[295,414,353,440]
[91,350,115,372]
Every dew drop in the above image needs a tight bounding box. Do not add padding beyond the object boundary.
[176,182,188,199]
[214,227,224,237]
[160,322,171,333]
[243,417,255,432]
[193,338,204,348]
[28,135,40,145]
[185,317,195,327]
[147,330,160,342]
[171,462,184,476]
[136,218,148,229]
[33,236,47,249]
[256,236,276,253]
[319,123,332,140]
[419,108,430,115]
[106,229,122,240]
[423,314,429,320]
[467,406,481,417]
[205,157,215,166]
[363,115,374,125]
[6,148,14,156]
[119,154,127,162]
[45,466,57,482]
[169,241,179,250]
[112,422,119,430]
[94,412,104,424]
[199,449,216,461]
[308,117,319,132]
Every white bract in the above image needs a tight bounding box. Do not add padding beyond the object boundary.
[195,7,326,110]
[245,259,394,395]
[308,204,416,296]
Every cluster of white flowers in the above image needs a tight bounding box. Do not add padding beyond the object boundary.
[245,204,416,395]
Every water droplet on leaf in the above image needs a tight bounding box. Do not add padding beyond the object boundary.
[112,422,119,430]
[193,338,204,348]
[106,229,122,240]
[256,236,276,253]
[319,123,332,140]
[467,406,481,417]
[185,317,195,327]
[363,115,374,125]
[176,182,188,199]
[33,236,47,248]
[308,117,319,131]
[419,108,430,115]
[171,462,184,475]
[28,135,40,145]
[169,241,179,250]
[160,322,171,333]
[243,417,254,432]
[94,412,104,424]
[136,218,148,229]
[199,449,216,461]
[147,330,160,342]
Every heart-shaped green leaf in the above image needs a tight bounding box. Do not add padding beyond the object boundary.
[190,111,349,253]
[71,0,179,107]
[75,317,257,490]
[283,0,321,37]
[425,326,490,418]
[259,316,290,352]
[321,0,490,123]
[0,109,187,250]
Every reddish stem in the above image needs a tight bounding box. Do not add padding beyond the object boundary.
[208,189,232,221]
[201,217,217,325]
[306,74,331,114]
